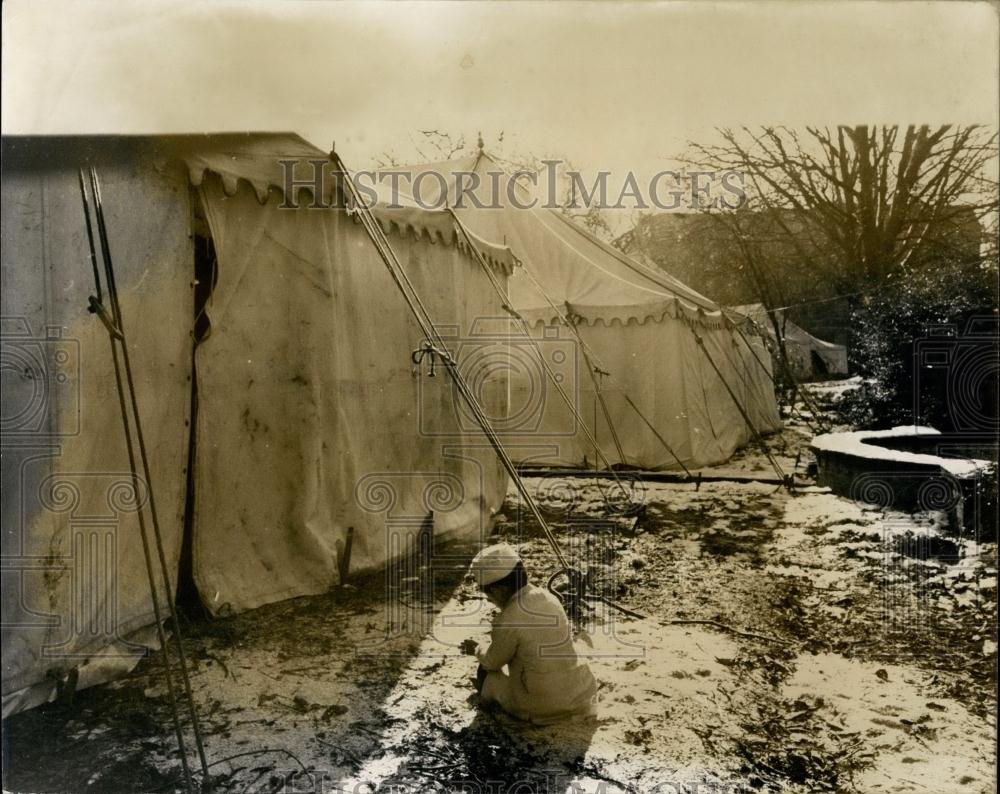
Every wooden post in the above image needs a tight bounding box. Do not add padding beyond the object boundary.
[337,526,355,587]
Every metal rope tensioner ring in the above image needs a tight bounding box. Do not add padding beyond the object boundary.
[548,567,648,622]
[547,567,592,620]
[411,342,454,378]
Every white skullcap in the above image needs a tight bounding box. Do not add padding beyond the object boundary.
[470,543,521,587]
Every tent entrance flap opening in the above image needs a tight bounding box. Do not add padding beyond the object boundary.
[177,193,217,618]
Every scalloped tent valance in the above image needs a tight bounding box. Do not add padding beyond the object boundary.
[516,295,729,329]
[182,137,515,277]
[0,132,513,718]
[390,152,724,326]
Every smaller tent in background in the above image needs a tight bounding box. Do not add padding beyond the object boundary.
[729,303,849,380]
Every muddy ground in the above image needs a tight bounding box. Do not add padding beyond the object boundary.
[3,391,997,794]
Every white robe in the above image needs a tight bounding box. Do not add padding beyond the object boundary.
[476,584,597,725]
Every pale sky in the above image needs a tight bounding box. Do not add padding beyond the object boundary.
[3,0,998,179]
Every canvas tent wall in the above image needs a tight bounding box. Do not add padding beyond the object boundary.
[731,303,849,379]
[392,152,782,470]
[1,134,511,716]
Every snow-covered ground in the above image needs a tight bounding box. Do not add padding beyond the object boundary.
[3,396,996,794]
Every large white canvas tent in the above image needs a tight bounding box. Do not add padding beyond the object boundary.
[1,134,512,716]
[730,303,849,380]
[393,152,782,470]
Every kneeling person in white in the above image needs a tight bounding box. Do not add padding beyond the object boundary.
[467,544,597,725]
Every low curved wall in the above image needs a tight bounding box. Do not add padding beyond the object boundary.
[811,427,997,536]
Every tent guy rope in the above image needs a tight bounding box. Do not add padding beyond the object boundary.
[684,318,791,489]
[736,315,833,433]
[331,149,648,621]
[80,167,211,794]
[447,207,638,501]
[329,149,571,572]
[515,263,696,477]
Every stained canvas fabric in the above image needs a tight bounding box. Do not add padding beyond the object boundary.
[1,134,512,713]
[193,177,509,615]
[1,138,194,715]
[504,318,778,469]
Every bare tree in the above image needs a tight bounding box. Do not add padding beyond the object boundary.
[677,126,997,390]
[373,129,479,169]
[685,125,998,293]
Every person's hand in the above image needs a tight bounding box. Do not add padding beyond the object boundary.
[459,638,478,656]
